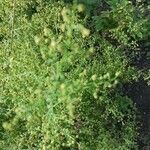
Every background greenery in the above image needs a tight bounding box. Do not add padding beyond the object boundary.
[0,0,149,149]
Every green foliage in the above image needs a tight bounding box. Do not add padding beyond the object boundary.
[94,1,145,41]
[0,0,149,149]
[144,70,150,85]
[78,0,100,5]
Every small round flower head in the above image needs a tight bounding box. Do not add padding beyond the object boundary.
[93,92,98,99]
[77,4,85,12]
[61,7,67,16]
[50,40,57,48]
[2,122,12,131]
[61,7,69,22]
[43,27,49,36]
[83,69,86,75]
[60,24,65,32]
[91,74,97,81]
[103,73,110,79]
[81,27,90,38]
[89,47,94,53]
[60,84,65,90]
[115,71,121,77]
[34,36,41,45]
[114,80,118,85]
[45,38,49,43]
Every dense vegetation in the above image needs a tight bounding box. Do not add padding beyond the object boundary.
[0,0,149,149]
